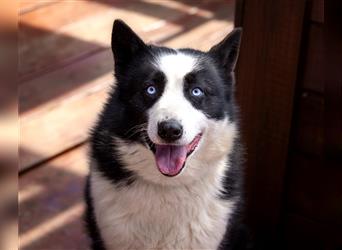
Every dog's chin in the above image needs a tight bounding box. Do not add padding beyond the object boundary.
[145,133,203,177]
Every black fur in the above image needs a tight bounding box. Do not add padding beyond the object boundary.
[85,19,248,249]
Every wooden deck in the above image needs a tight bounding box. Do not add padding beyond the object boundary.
[19,1,235,249]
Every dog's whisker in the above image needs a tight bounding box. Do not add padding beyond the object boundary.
[124,124,148,139]
[124,123,147,135]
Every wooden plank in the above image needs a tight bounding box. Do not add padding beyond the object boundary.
[310,0,324,23]
[19,145,88,250]
[20,0,233,112]
[19,0,217,80]
[19,50,112,170]
[286,154,342,228]
[325,1,342,161]
[163,1,234,49]
[292,92,324,156]
[284,7,342,248]
[0,174,17,250]
[19,1,60,15]
[20,1,110,30]
[19,49,112,114]
[235,0,306,245]
[234,0,245,27]
[283,213,342,250]
[300,24,324,93]
[19,3,235,171]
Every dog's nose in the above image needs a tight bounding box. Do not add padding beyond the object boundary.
[158,119,183,142]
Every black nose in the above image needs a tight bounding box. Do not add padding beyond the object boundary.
[158,119,183,142]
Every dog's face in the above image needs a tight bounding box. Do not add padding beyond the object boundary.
[108,20,241,185]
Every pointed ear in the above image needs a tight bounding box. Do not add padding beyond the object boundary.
[209,28,242,72]
[111,19,147,67]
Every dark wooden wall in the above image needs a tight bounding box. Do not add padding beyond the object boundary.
[235,0,342,249]
[235,0,306,247]
[284,1,342,249]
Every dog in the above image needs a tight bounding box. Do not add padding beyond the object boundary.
[85,19,246,250]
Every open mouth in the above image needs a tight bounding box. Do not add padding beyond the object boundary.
[148,133,202,177]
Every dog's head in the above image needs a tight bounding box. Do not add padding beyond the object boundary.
[102,20,241,185]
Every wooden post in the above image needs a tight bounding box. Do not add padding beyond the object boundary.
[235,0,306,246]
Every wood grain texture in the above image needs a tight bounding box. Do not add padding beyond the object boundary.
[234,0,245,27]
[284,3,342,248]
[19,50,112,170]
[286,154,342,228]
[285,152,342,249]
[292,92,324,156]
[325,1,342,161]
[300,24,324,93]
[19,0,221,81]
[19,145,88,250]
[310,0,324,23]
[235,0,306,245]
[283,213,342,250]
[19,0,60,15]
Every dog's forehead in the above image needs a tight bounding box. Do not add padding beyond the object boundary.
[154,52,199,82]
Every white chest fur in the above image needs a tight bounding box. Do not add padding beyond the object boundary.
[90,170,235,250]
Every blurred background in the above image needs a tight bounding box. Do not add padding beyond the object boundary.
[17,0,341,250]
[0,1,17,250]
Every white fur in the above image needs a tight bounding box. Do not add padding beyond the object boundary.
[90,119,237,249]
[148,51,204,146]
[91,162,236,250]
[90,51,239,249]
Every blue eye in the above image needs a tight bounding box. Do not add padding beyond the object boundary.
[191,87,204,97]
[146,85,157,95]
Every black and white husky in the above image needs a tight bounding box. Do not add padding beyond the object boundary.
[85,19,247,250]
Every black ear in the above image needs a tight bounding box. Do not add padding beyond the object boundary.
[209,28,242,72]
[111,19,147,67]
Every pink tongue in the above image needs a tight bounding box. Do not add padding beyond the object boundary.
[155,145,187,176]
